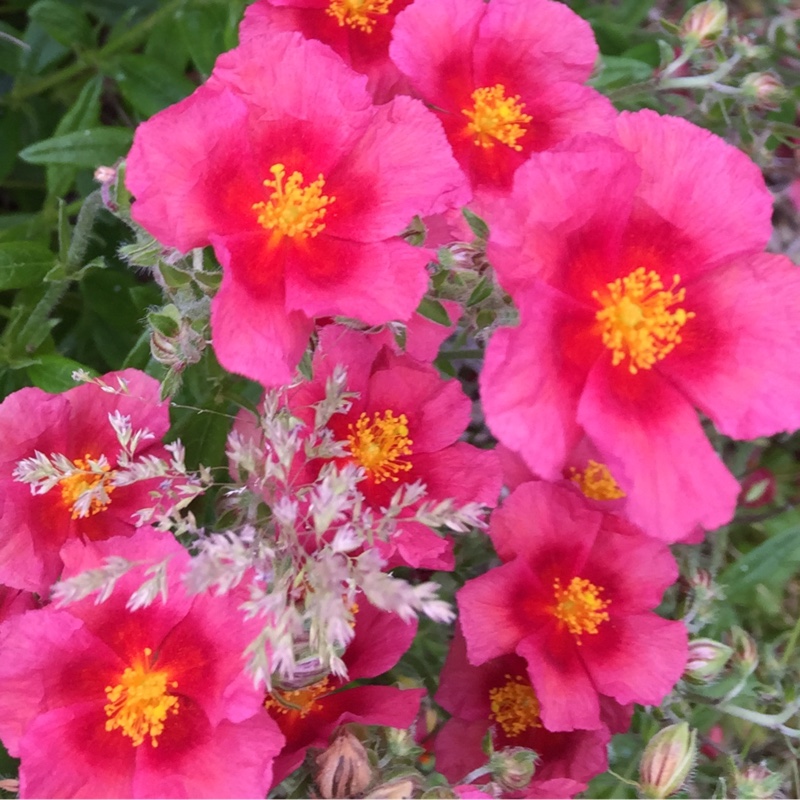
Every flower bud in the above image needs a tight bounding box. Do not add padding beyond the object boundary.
[639,723,697,799]
[314,727,373,799]
[741,72,787,111]
[740,468,776,508]
[489,746,538,792]
[679,0,727,46]
[734,764,783,799]
[729,626,759,671]
[684,638,733,683]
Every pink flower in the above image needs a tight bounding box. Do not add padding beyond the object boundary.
[282,325,501,569]
[0,586,37,622]
[480,112,800,542]
[496,441,704,545]
[0,370,171,593]
[126,33,468,388]
[264,599,424,785]
[457,481,687,732]
[240,0,415,103]
[389,0,615,193]
[0,528,284,798]
[435,626,624,798]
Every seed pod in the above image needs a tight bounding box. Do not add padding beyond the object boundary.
[314,727,373,799]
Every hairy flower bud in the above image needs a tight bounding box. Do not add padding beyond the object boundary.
[679,0,728,46]
[639,723,697,799]
[314,727,373,799]
[729,626,759,671]
[489,746,538,792]
[741,72,787,111]
[734,764,784,799]
[684,638,733,683]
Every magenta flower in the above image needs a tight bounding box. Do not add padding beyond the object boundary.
[126,33,468,388]
[282,325,501,569]
[240,0,415,102]
[457,482,687,732]
[434,625,624,799]
[264,599,423,785]
[389,0,615,193]
[0,370,170,593]
[0,528,284,798]
[480,112,800,541]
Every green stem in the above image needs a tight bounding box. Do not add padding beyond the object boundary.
[10,0,186,102]
[780,611,800,669]
[718,699,800,732]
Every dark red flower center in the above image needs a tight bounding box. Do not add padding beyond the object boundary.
[347,410,413,484]
[252,164,335,244]
[326,0,393,32]
[488,674,542,737]
[551,577,610,642]
[592,267,694,374]
[103,647,179,748]
[461,85,532,152]
[567,460,626,501]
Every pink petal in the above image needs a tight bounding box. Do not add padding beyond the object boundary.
[582,614,687,707]
[577,359,739,542]
[661,253,800,440]
[616,110,773,272]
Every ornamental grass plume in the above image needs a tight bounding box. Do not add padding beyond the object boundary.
[0,370,191,594]
[126,32,468,388]
[479,110,800,542]
[278,325,502,569]
[434,625,625,799]
[389,0,616,194]
[457,481,687,732]
[0,528,284,798]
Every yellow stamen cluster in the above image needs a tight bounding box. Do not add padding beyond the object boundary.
[59,455,115,519]
[593,268,695,374]
[347,410,413,483]
[552,577,610,642]
[326,0,393,32]
[265,677,331,718]
[568,460,626,501]
[104,648,179,748]
[488,674,542,737]
[462,84,532,151]
[252,164,334,241]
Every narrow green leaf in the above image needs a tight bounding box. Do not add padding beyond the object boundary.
[116,54,196,117]
[27,355,95,393]
[0,242,55,290]
[416,297,451,327]
[719,509,800,596]
[462,208,489,240]
[19,128,133,168]
[48,76,103,197]
[28,0,94,49]
[466,277,493,307]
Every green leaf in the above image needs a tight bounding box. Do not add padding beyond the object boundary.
[28,0,94,49]
[416,297,451,327]
[47,76,103,197]
[26,355,96,393]
[466,277,493,307]
[115,54,196,117]
[719,508,800,597]
[19,128,133,168]
[462,207,489,240]
[0,242,55,290]
[591,55,653,91]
